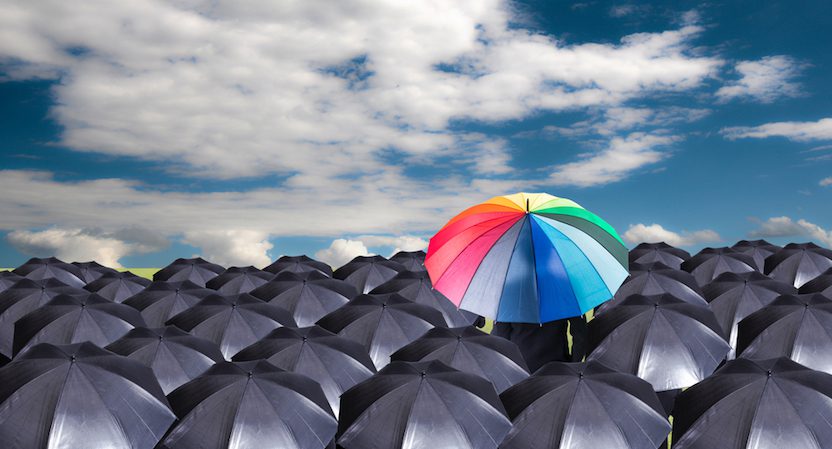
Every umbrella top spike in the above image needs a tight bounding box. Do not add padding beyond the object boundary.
[526,198,529,212]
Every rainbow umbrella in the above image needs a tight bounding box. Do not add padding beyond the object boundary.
[425,192,628,323]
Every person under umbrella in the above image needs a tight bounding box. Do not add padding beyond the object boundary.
[71,261,119,283]
[264,255,333,277]
[0,342,175,449]
[337,360,512,449]
[681,247,758,286]
[153,257,225,286]
[232,326,376,418]
[765,242,832,288]
[499,360,671,449]
[122,280,215,327]
[84,270,152,302]
[333,255,406,294]
[731,239,782,271]
[799,266,832,296]
[389,250,427,271]
[629,242,691,269]
[205,265,274,294]
[596,262,707,315]
[160,360,337,449]
[250,271,357,327]
[12,256,86,288]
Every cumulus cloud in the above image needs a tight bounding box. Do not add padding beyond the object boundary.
[357,235,429,254]
[749,217,832,247]
[315,239,370,269]
[721,118,832,142]
[623,223,721,247]
[182,230,273,268]
[821,177,832,187]
[6,228,165,268]
[716,56,803,103]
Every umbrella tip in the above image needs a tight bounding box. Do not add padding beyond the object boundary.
[526,198,529,213]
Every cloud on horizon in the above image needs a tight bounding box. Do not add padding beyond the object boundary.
[622,223,721,247]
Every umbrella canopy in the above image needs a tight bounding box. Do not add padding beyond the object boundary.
[84,271,152,302]
[799,267,832,296]
[0,342,175,449]
[71,261,119,283]
[681,247,758,286]
[232,326,376,418]
[153,257,225,286]
[250,271,357,327]
[122,280,215,327]
[0,271,23,293]
[265,255,333,277]
[12,256,86,288]
[317,293,447,370]
[337,360,512,449]
[205,266,274,294]
[672,357,832,449]
[737,293,832,374]
[765,242,832,288]
[166,293,297,359]
[628,242,691,269]
[13,293,146,357]
[703,271,797,359]
[596,262,707,315]
[499,361,670,449]
[587,293,730,391]
[370,270,480,327]
[731,239,782,271]
[106,326,225,394]
[425,192,628,323]
[391,326,529,393]
[160,360,337,449]
[333,255,406,294]
[390,250,427,271]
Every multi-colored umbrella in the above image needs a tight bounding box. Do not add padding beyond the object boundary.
[425,192,628,323]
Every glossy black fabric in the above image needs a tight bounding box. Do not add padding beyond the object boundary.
[332,255,406,294]
[71,261,119,284]
[250,271,357,327]
[12,257,86,288]
[205,266,274,294]
[731,239,782,272]
[84,271,152,302]
[492,317,589,372]
[153,257,225,286]
[265,255,333,277]
[598,262,706,314]
[0,271,24,293]
[629,242,691,269]
[681,247,759,286]
[799,267,832,296]
[370,270,479,327]
[389,250,427,272]
[765,242,832,288]
[122,280,215,327]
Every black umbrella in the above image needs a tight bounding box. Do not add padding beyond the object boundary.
[122,280,214,327]
[703,271,797,359]
[765,242,832,288]
[160,360,337,449]
[499,361,670,449]
[106,326,225,394]
[681,247,758,286]
[317,293,447,369]
[672,357,832,449]
[588,293,730,391]
[71,260,119,283]
[265,255,333,277]
[167,293,297,359]
[731,239,782,272]
[799,267,832,296]
[737,293,832,374]
[0,271,23,293]
[629,242,691,269]
[250,271,357,327]
[333,255,406,294]
[597,262,707,315]
[84,271,152,302]
[205,265,274,294]
[390,250,427,271]
[12,256,86,288]
[370,270,480,327]
[337,360,512,449]
[13,293,146,356]
[391,326,528,393]
[232,326,376,418]
[153,257,225,286]
[0,342,175,449]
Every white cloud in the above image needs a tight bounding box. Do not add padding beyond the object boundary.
[356,235,429,255]
[623,223,721,247]
[315,239,370,269]
[750,217,832,247]
[820,177,832,187]
[721,118,832,142]
[6,228,152,268]
[541,106,710,137]
[716,56,803,103]
[182,230,273,268]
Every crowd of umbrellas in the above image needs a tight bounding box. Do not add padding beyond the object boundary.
[2,238,832,448]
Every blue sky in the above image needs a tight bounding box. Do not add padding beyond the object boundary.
[1,0,831,269]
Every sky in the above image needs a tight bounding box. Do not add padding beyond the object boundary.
[1,0,831,269]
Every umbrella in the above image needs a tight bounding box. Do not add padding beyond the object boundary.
[765,242,832,288]
[250,271,357,327]
[106,326,225,394]
[84,271,152,302]
[737,293,832,374]
[166,293,297,359]
[0,271,23,293]
[370,270,480,327]
[703,271,796,359]
[71,261,119,283]
[0,278,87,358]
[799,267,832,295]
[391,326,529,393]
[672,357,832,449]
[681,247,758,286]
[265,255,333,277]
[499,361,670,449]
[731,239,782,271]
[337,360,512,449]
[629,242,691,269]
[160,360,337,449]
[333,255,406,294]
[205,265,274,294]
[390,250,427,271]
[425,192,628,323]
[13,293,146,356]
[232,326,376,418]
[153,257,225,286]
[12,256,86,288]
[587,293,730,391]
[0,342,175,449]
[122,280,215,327]
[596,262,707,315]
[317,293,447,369]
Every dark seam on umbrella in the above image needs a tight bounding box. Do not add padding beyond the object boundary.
[76,362,133,445]
[581,378,633,446]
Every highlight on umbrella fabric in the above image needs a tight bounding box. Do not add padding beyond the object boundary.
[425,192,629,323]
